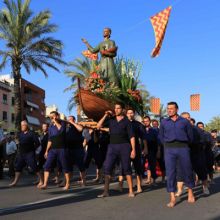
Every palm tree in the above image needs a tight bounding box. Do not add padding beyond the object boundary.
[115,57,151,114]
[64,57,96,111]
[0,0,65,131]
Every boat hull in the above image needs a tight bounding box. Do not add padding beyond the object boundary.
[78,89,114,121]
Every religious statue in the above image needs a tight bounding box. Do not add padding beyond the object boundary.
[82,28,118,85]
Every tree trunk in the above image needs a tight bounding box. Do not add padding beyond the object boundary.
[12,59,22,132]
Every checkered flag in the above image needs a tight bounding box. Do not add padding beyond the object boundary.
[150,6,172,57]
[150,98,161,115]
[190,94,200,111]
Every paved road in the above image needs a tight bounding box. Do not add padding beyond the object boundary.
[0,170,220,220]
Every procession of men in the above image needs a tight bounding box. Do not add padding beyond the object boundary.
[0,101,219,208]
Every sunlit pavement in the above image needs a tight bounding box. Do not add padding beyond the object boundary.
[1,168,220,220]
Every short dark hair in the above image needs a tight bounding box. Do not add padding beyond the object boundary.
[181,112,190,116]
[152,119,159,123]
[115,102,125,109]
[197,121,204,127]
[211,129,217,133]
[167,102,179,109]
[126,107,135,113]
[143,116,151,121]
[104,27,112,35]
[42,123,49,127]
[68,115,76,121]
[50,111,59,116]
[190,118,196,124]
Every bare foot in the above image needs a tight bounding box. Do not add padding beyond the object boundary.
[77,179,86,187]
[39,185,47,190]
[175,191,182,197]
[77,180,83,185]
[92,178,99,183]
[167,201,176,208]
[37,182,44,188]
[62,185,70,191]
[136,189,143,194]
[143,179,152,185]
[188,196,195,203]
[128,192,135,198]
[9,182,17,187]
[97,192,109,198]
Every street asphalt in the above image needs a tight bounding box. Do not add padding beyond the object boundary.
[0,168,220,220]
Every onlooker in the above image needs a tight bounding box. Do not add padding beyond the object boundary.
[6,135,17,178]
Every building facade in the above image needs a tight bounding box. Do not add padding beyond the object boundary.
[0,75,46,131]
[20,78,46,130]
[0,80,15,131]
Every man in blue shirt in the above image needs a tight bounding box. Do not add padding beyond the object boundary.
[40,111,70,190]
[97,103,136,198]
[66,115,86,186]
[126,108,148,193]
[197,122,214,183]
[175,113,209,197]
[9,121,43,187]
[159,102,195,208]
[143,116,159,185]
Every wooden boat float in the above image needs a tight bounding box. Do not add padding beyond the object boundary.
[78,88,114,121]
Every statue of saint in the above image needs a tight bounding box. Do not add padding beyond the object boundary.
[82,28,118,85]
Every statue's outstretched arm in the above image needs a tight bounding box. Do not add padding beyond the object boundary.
[82,38,100,53]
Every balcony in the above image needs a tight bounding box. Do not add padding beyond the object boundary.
[26,115,40,126]
[26,100,39,109]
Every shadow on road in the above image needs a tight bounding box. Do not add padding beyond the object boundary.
[0,174,220,217]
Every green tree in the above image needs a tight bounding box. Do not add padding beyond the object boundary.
[205,116,220,132]
[64,57,96,110]
[115,57,151,114]
[0,0,65,131]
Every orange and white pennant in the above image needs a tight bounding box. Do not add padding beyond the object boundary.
[190,94,200,111]
[150,98,161,115]
[150,6,172,58]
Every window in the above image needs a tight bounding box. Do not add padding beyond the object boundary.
[3,94,7,104]
[11,97,15,106]
[3,111,7,121]
[11,113,15,123]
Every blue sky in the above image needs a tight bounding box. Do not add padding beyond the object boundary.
[0,0,219,123]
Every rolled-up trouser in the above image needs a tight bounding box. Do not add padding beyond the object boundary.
[104,143,132,176]
[15,151,38,173]
[164,147,195,193]
[44,148,70,173]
